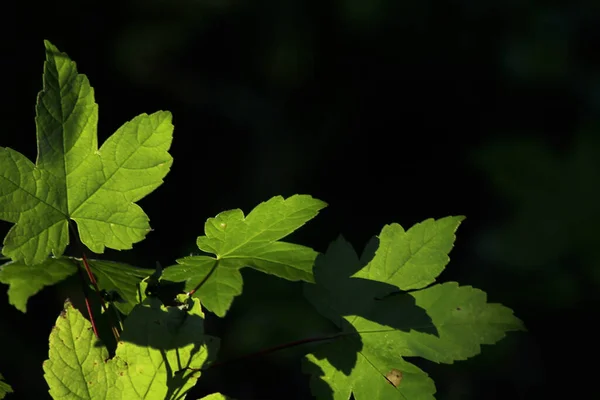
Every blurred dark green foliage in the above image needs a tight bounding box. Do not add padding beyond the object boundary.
[4,0,599,398]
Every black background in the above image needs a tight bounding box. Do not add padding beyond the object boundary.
[2,1,599,399]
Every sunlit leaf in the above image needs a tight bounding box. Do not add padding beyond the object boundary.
[163,195,326,316]
[0,40,173,265]
[303,218,524,400]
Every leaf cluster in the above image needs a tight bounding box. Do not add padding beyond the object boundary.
[0,41,524,399]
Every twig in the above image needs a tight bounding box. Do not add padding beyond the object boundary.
[189,333,341,372]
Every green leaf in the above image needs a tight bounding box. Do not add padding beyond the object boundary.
[356,282,526,363]
[112,296,219,399]
[196,195,326,260]
[86,259,152,314]
[303,218,524,400]
[162,256,242,316]
[0,373,13,399]
[355,216,464,291]
[43,300,116,399]
[163,195,326,316]
[43,297,219,400]
[0,258,77,312]
[198,394,228,400]
[305,340,435,400]
[0,257,150,314]
[0,40,173,265]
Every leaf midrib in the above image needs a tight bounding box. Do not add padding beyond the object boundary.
[384,226,446,286]
[69,116,168,216]
[66,309,94,400]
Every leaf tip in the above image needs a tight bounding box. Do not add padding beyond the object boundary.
[13,303,27,314]
[62,298,74,312]
[160,110,173,119]
[43,40,60,55]
[439,215,466,227]
[512,315,527,332]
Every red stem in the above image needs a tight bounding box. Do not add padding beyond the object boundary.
[83,293,100,337]
[80,252,120,340]
[80,252,105,309]
[68,222,119,341]
[76,266,100,337]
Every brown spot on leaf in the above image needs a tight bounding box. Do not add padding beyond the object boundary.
[385,369,403,387]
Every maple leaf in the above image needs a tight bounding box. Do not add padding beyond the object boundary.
[43,298,218,399]
[0,257,151,314]
[0,373,12,399]
[303,218,525,399]
[0,40,173,265]
[163,195,326,316]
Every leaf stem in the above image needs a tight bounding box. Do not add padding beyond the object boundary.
[188,259,220,296]
[190,333,341,372]
[68,222,120,341]
[80,253,103,303]
[76,266,100,337]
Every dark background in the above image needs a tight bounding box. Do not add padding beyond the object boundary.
[2,0,599,399]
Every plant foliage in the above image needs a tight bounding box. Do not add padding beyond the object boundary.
[162,194,326,317]
[0,41,525,399]
[43,298,218,400]
[0,373,12,399]
[303,227,524,399]
[0,40,173,266]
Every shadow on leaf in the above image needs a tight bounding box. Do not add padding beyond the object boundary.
[302,235,437,398]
